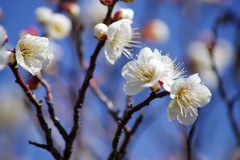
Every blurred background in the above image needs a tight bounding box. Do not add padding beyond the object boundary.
[0,0,240,159]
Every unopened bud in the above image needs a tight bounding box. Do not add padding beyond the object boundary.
[113,8,134,21]
[61,2,81,17]
[28,76,41,90]
[35,6,53,24]
[94,23,108,40]
[5,50,15,65]
[100,0,113,6]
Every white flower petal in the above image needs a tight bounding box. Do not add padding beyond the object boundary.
[123,82,144,96]
[186,73,201,86]
[168,100,180,121]
[177,111,198,125]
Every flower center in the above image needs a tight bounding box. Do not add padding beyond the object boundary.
[176,88,193,105]
[19,41,34,57]
[54,23,64,33]
[137,64,155,83]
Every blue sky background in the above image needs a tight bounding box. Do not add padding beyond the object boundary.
[0,0,240,160]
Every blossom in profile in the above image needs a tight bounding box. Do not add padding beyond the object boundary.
[15,34,53,75]
[105,19,140,64]
[168,74,212,125]
[113,8,134,21]
[121,47,184,96]
[45,13,72,40]
[0,25,8,47]
[142,19,170,43]
[35,6,53,24]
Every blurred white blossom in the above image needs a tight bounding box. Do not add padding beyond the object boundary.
[105,19,140,64]
[61,2,81,17]
[15,34,53,75]
[168,74,212,125]
[122,47,184,95]
[35,6,53,24]
[188,38,233,89]
[142,19,170,43]
[113,8,134,21]
[45,13,72,40]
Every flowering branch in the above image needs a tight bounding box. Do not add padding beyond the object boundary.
[108,91,170,160]
[62,1,120,159]
[9,64,62,160]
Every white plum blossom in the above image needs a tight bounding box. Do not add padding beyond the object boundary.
[105,19,140,65]
[45,13,72,40]
[35,6,53,24]
[168,74,212,125]
[15,34,53,75]
[122,47,184,96]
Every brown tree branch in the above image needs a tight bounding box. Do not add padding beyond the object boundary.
[118,114,144,160]
[108,91,170,160]
[9,64,62,160]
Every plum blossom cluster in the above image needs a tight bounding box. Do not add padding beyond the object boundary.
[121,47,212,125]
[93,8,212,125]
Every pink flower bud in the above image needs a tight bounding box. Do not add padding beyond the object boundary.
[100,0,113,6]
[20,26,39,37]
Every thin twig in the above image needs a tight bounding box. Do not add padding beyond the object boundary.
[108,91,170,160]
[186,122,197,160]
[9,64,62,160]
[118,114,144,160]
[207,15,240,145]
[36,75,69,141]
